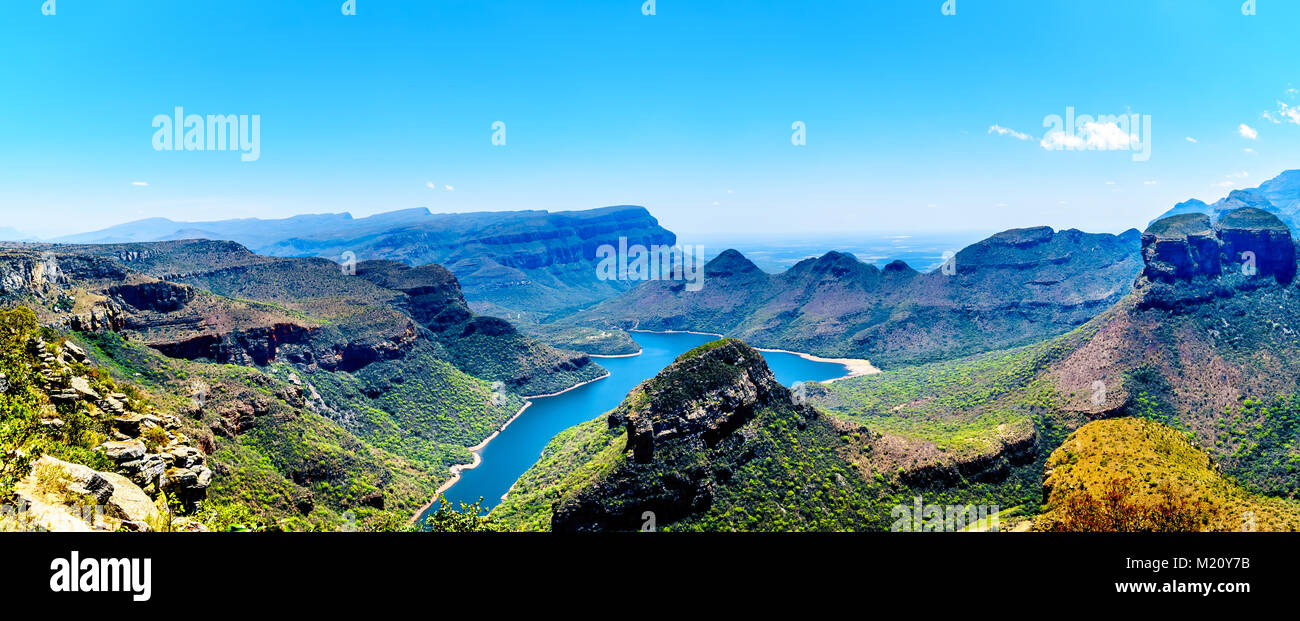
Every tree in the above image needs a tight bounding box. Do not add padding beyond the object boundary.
[422,497,502,533]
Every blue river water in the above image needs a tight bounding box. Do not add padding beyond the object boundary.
[421,331,853,519]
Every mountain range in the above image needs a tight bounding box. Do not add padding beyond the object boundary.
[48,205,676,323]
[1151,170,1300,231]
[560,226,1143,368]
[10,170,1300,533]
[494,204,1300,531]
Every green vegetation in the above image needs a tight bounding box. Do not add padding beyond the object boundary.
[1036,418,1300,531]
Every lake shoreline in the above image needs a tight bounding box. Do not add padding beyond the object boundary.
[588,350,642,358]
[414,331,873,523]
[408,371,613,525]
[628,328,878,382]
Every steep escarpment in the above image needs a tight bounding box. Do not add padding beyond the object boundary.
[814,205,1300,530]
[52,205,679,319]
[1045,207,1300,499]
[0,239,597,529]
[1141,208,1294,286]
[353,260,601,395]
[566,226,1141,368]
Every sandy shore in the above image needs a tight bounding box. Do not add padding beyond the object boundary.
[588,350,642,358]
[630,329,879,383]
[522,371,611,399]
[752,347,880,381]
[408,372,612,525]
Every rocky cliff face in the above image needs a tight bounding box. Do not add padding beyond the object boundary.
[610,340,783,462]
[4,333,213,532]
[1141,207,1296,286]
[0,241,602,394]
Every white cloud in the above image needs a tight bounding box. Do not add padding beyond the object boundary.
[1185,136,1198,143]
[1040,120,1137,151]
[1144,180,1158,185]
[988,124,1032,141]
[130,181,148,187]
[712,201,720,206]
[445,185,454,191]
[1276,102,1300,124]
[1244,148,1257,154]
[1105,181,1117,185]
[1213,171,1251,189]
[426,181,437,189]
[1239,123,1259,140]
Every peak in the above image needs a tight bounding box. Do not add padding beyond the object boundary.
[816,250,860,264]
[1218,189,1274,212]
[985,226,1054,247]
[610,338,785,462]
[883,259,916,273]
[705,249,764,278]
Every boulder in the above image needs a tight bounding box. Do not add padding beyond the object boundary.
[99,472,161,525]
[69,376,100,400]
[20,455,114,506]
[63,341,88,362]
[98,439,146,463]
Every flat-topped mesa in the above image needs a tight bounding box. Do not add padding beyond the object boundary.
[1141,213,1222,281]
[607,338,791,462]
[1217,207,1297,283]
[1141,207,1296,284]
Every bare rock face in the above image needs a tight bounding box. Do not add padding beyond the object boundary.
[612,339,779,462]
[1141,208,1296,285]
[554,339,809,532]
[1141,214,1222,282]
[1217,207,1296,283]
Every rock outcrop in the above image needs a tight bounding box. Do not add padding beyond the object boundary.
[1141,207,1296,285]
[28,335,213,516]
[552,340,821,532]
[609,340,781,462]
[9,455,163,532]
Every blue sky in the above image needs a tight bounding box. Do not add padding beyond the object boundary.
[1,0,1298,238]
